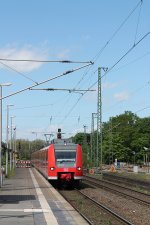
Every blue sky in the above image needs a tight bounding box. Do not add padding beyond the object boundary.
[0,0,150,141]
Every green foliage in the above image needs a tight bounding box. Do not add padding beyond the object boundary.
[2,110,149,167]
[15,139,46,160]
[74,111,150,167]
[1,142,7,165]
[73,132,91,167]
[7,165,15,178]
[72,132,85,145]
[102,111,150,164]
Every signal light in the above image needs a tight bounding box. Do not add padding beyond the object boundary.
[77,167,81,171]
[50,167,55,171]
[57,128,61,139]
[58,128,61,132]
[57,133,61,139]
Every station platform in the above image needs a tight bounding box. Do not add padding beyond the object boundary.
[0,168,88,225]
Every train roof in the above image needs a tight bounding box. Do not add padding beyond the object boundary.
[51,138,73,144]
[51,138,77,151]
[32,138,79,153]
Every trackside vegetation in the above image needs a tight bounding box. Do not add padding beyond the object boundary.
[1,111,150,168]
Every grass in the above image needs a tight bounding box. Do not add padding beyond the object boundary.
[115,171,150,182]
[3,165,15,178]
[7,167,15,178]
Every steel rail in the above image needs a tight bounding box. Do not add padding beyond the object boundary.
[83,176,150,206]
[59,190,94,225]
[75,189,134,225]
[85,174,150,196]
[103,173,150,189]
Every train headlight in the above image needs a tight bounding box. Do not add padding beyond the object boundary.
[77,167,81,171]
[50,167,55,171]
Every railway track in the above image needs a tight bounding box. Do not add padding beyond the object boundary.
[59,188,134,225]
[83,175,150,206]
[103,173,150,191]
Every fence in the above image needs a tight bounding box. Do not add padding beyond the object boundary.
[16,160,31,168]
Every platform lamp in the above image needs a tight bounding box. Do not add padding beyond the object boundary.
[13,126,16,169]
[0,83,12,187]
[10,115,15,171]
[6,104,14,177]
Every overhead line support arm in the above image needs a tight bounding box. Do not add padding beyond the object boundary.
[1,62,94,100]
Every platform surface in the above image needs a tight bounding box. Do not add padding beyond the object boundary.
[0,168,88,225]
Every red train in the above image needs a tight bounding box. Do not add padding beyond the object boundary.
[31,135,83,186]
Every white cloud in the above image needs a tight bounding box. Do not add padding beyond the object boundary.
[102,82,118,89]
[114,91,130,102]
[0,44,49,73]
[85,82,119,102]
[56,48,71,59]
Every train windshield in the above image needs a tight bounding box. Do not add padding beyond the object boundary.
[55,151,76,167]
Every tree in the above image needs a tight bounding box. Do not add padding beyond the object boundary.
[16,139,46,160]
[73,132,90,167]
[100,111,150,164]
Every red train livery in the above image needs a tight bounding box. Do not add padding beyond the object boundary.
[31,138,83,185]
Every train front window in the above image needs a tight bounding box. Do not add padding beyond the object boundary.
[55,151,76,167]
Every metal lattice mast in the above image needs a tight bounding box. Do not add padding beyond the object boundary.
[97,67,108,169]
[91,113,97,165]
[91,114,94,163]
[83,125,89,168]
[97,68,101,167]
[109,117,113,164]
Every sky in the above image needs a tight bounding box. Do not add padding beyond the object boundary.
[0,0,150,141]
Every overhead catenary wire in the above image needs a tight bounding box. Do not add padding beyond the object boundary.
[0,57,93,85]
[60,31,150,124]
[133,0,143,45]
[0,58,93,85]
[105,31,150,78]
[0,60,38,84]
[110,51,150,73]
[89,31,150,90]
[1,1,143,104]
[30,88,95,93]
[9,103,53,110]
[92,0,143,63]
[5,89,73,111]
[73,0,143,90]
[60,94,83,124]
[135,105,150,114]
[56,0,145,125]
[4,0,145,134]
[1,62,93,100]
[103,80,150,113]
[0,58,93,64]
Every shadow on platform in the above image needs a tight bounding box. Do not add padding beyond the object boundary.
[0,195,36,204]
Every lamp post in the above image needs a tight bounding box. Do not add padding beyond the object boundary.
[6,104,14,177]
[0,83,12,187]
[13,126,16,169]
[10,116,15,171]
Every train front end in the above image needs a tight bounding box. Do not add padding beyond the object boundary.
[47,139,83,185]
